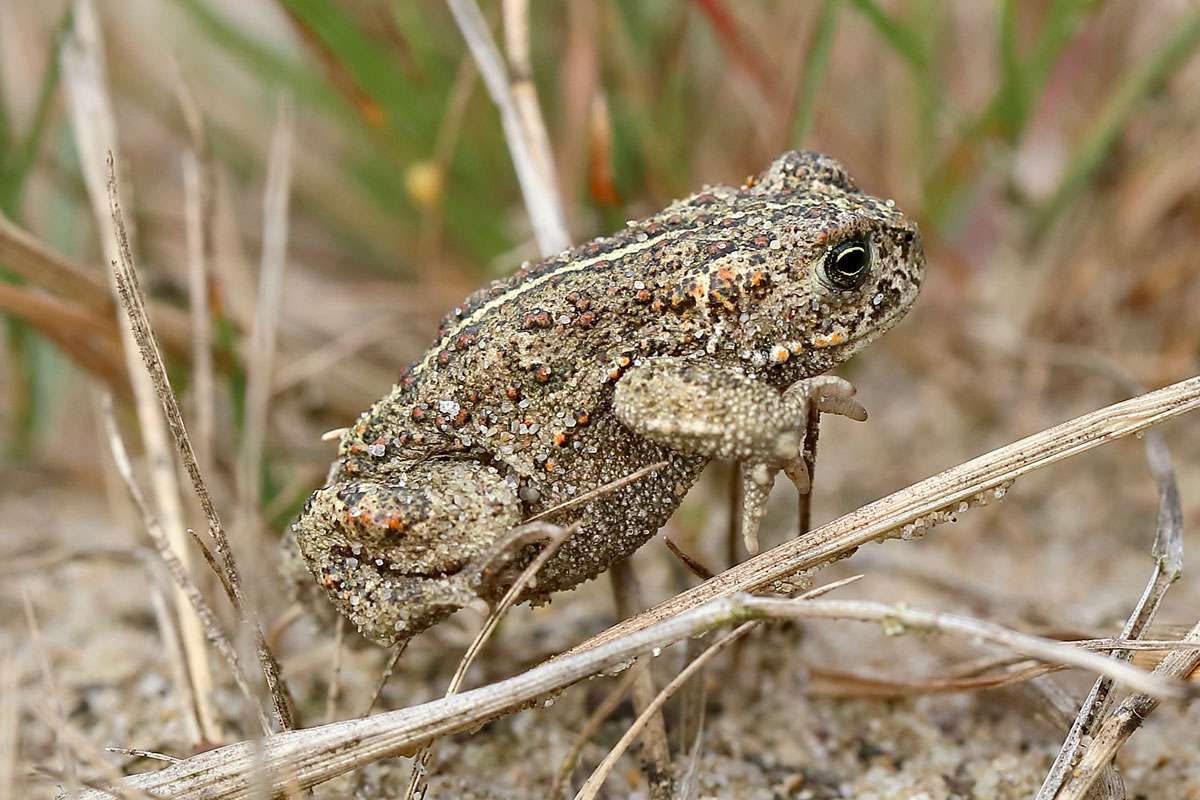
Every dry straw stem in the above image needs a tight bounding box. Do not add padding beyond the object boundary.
[1037,366,1185,799]
[104,153,295,731]
[173,64,218,475]
[608,558,674,800]
[0,657,19,800]
[446,0,570,255]
[1057,618,1200,800]
[182,150,215,475]
[404,523,572,798]
[179,153,222,744]
[239,95,294,523]
[575,575,861,799]
[0,281,125,388]
[0,211,107,307]
[501,0,561,224]
[546,668,640,800]
[60,0,224,745]
[566,375,1200,658]
[101,397,273,737]
[150,585,205,744]
[573,622,757,800]
[77,589,1182,799]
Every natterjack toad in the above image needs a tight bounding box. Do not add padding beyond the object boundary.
[293,151,925,645]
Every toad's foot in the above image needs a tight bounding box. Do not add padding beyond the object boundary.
[740,376,866,554]
[292,459,524,645]
[614,358,866,556]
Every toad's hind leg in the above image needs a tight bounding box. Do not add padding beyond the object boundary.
[293,459,523,645]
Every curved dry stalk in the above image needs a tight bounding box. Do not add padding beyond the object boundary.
[62,0,224,744]
[565,375,1200,658]
[1056,618,1200,800]
[1038,368,1185,799]
[106,153,294,731]
[546,668,639,800]
[102,397,272,737]
[573,622,757,800]
[405,523,571,797]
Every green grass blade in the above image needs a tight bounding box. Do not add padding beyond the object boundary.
[995,0,1026,138]
[2,7,74,217]
[844,0,926,69]
[791,0,840,147]
[1033,11,1200,235]
[174,0,342,112]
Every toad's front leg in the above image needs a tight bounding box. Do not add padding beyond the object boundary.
[613,357,865,555]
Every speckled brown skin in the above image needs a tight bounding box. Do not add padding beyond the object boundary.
[293,151,925,645]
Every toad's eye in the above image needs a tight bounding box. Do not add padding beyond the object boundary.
[822,237,871,291]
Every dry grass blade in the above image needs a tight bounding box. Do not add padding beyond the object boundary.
[60,0,223,746]
[0,657,19,800]
[149,585,205,745]
[663,536,716,580]
[523,461,668,524]
[405,522,572,798]
[1056,618,1200,800]
[239,94,294,523]
[546,668,640,800]
[104,153,294,730]
[747,598,1185,697]
[1038,374,1185,799]
[804,662,1065,698]
[21,590,78,793]
[565,376,1200,657]
[101,395,272,737]
[106,748,182,765]
[446,0,569,255]
[573,622,758,800]
[362,643,408,718]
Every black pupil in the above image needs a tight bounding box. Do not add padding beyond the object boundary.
[826,241,870,289]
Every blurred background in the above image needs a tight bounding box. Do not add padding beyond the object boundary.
[2,1,1199,797]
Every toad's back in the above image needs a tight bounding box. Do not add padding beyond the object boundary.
[293,151,924,645]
